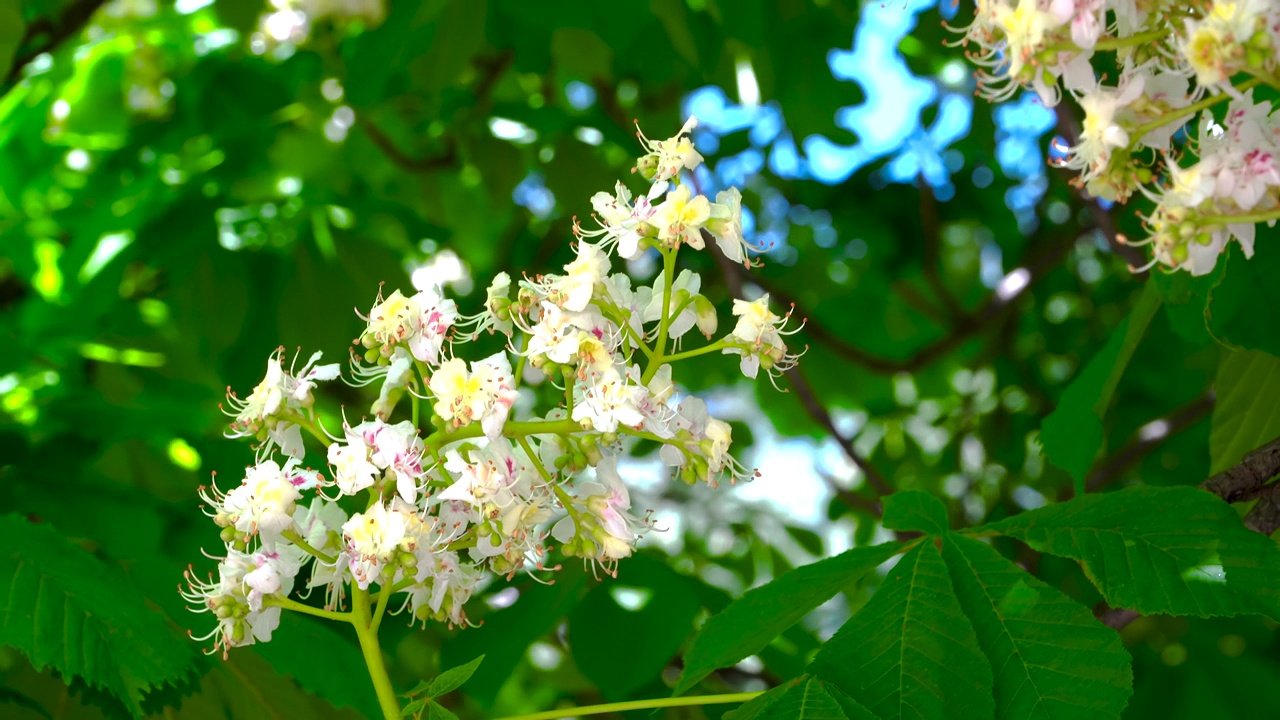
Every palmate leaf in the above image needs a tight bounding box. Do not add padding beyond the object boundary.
[984,486,1280,618]
[1209,349,1280,474]
[0,515,195,718]
[808,543,995,720]
[674,541,905,694]
[941,534,1132,719]
[725,676,879,720]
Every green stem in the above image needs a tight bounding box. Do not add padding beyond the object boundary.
[410,359,430,429]
[1044,28,1166,55]
[490,692,763,720]
[1201,208,1280,225]
[1131,78,1261,138]
[660,339,731,364]
[513,332,531,387]
[1245,65,1280,90]
[280,529,337,564]
[369,578,394,635]
[423,417,583,451]
[264,594,352,623]
[641,246,678,386]
[282,411,332,447]
[352,587,402,720]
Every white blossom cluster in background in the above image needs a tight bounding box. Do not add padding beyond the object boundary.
[955,0,1280,274]
[182,118,803,656]
[252,0,386,51]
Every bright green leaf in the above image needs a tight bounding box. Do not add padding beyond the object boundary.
[941,534,1132,719]
[1209,349,1280,474]
[757,676,865,720]
[808,543,995,720]
[1041,283,1162,492]
[427,655,485,698]
[675,542,905,695]
[882,490,949,535]
[983,486,1280,618]
[0,515,195,718]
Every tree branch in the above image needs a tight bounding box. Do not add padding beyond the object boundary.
[1200,435,1280,504]
[4,0,108,88]
[710,237,891,510]
[731,223,1079,375]
[1085,391,1216,493]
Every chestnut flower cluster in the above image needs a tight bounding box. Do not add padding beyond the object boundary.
[182,117,801,658]
[954,0,1280,274]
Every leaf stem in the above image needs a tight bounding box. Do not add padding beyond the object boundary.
[1131,78,1261,138]
[352,586,402,720]
[264,594,352,623]
[280,528,337,564]
[490,692,763,720]
[1200,208,1280,225]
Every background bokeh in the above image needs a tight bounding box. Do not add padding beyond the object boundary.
[0,0,1270,718]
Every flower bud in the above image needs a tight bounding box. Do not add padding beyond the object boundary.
[693,295,718,338]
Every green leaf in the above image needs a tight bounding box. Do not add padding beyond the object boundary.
[675,542,905,695]
[1210,349,1280,474]
[1207,239,1280,358]
[882,491,949,535]
[0,515,195,718]
[427,655,485,698]
[401,698,427,717]
[570,555,700,700]
[428,702,461,720]
[808,543,995,720]
[163,650,362,720]
[983,486,1280,618]
[0,4,23,82]
[1040,283,1162,492]
[941,534,1133,719]
[723,680,798,720]
[758,676,864,720]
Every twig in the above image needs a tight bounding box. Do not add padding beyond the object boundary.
[732,223,1079,375]
[785,365,893,498]
[3,0,108,87]
[917,178,965,324]
[1085,391,1216,493]
[709,232,892,508]
[1200,435,1280,503]
[359,121,456,171]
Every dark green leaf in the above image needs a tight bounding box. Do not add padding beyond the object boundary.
[1206,240,1280,357]
[0,515,195,718]
[882,491,949,535]
[428,702,461,720]
[1209,349,1280,474]
[757,676,864,720]
[675,542,905,695]
[808,543,995,720]
[723,680,798,720]
[1041,283,1162,492]
[983,486,1280,618]
[570,555,700,700]
[941,534,1132,719]
[255,614,378,719]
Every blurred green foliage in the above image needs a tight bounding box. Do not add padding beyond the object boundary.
[2,1,1280,719]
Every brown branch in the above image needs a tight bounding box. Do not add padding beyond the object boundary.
[1085,391,1216,493]
[709,234,891,510]
[1201,435,1280,504]
[359,50,512,173]
[359,121,457,172]
[917,178,965,324]
[735,223,1079,375]
[4,0,108,87]
[1051,104,1149,273]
